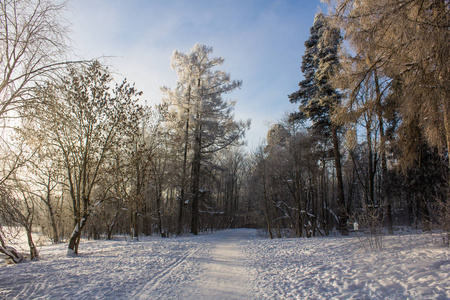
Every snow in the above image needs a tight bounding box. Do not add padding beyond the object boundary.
[1,229,449,299]
[242,230,450,299]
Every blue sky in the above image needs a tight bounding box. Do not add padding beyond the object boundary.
[67,0,326,149]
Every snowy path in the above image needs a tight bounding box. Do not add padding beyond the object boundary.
[1,228,449,299]
[186,229,254,299]
[133,228,255,299]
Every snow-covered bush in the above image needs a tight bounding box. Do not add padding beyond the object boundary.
[352,204,383,250]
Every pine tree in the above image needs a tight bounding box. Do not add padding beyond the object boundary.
[162,44,249,235]
[289,13,348,234]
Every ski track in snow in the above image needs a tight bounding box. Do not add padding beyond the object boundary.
[132,237,208,299]
[1,228,449,299]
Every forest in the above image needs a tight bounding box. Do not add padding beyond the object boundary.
[0,0,449,264]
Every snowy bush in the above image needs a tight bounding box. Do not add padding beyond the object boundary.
[352,204,383,250]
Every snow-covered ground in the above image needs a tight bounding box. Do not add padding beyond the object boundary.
[1,228,449,299]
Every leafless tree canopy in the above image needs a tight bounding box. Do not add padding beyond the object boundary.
[0,0,70,119]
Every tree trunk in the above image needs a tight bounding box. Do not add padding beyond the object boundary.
[295,179,303,237]
[43,186,60,244]
[190,128,201,235]
[68,194,90,255]
[26,226,39,260]
[67,215,87,255]
[296,197,303,237]
[421,196,431,231]
[272,195,282,238]
[106,209,122,240]
[190,161,200,235]
[177,191,185,236]
[142,202,151,236]
[441,98,450,243]
[331,124,348,235]
[133,146,142,241]
[178,87,191,236]
[375,70,393,234]
[367,127,375,206]
[134,210,139,240]
[0,231,23,263]
[48,204,59,244]
[260,156,273,239]
[107,221,115,240]
[156,186,164,237]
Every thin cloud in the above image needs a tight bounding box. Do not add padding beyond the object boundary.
[66,0,324,147]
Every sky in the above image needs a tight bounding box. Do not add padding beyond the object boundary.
[66,0,326,150]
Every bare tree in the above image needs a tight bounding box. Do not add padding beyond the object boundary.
[25,62,142,254]
[254,147,274,239]
[128,105,167,239]
[333,63,393,232]
[0,130,38,263]
[0,176,39,261]
[27,146,64,244]
[0,0,74,119]
[0,0,81,251]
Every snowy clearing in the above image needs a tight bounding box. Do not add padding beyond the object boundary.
[1,229,449,299]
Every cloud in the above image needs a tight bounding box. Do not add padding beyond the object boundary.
[66,0,323,148]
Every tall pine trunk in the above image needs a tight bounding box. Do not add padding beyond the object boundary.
[375,71,393,234]
[177,87,191,235]
[332,124,348,235]
[190,127,201,235]
[132,145,142,241]
[261,158,273,239]
[156,185,164,237]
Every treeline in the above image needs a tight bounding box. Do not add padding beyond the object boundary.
[0,0,252,260]
[256,0,449,239]
[0,0,449,262]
